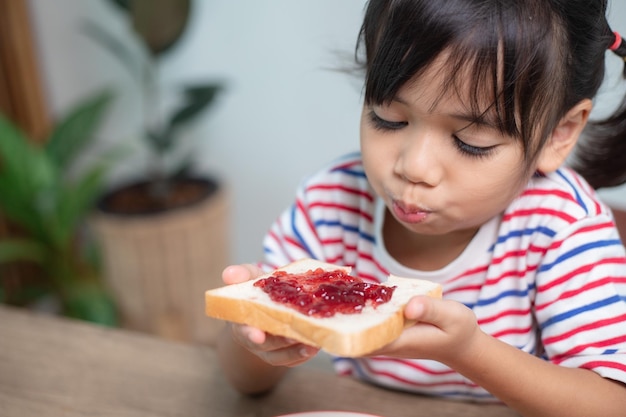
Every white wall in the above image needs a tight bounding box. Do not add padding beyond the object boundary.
[27,0,626,265]
[167,1,368,263]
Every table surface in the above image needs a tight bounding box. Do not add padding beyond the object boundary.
[0,305,520,417]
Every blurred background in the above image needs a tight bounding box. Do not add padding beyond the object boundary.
[30,0,366,265]
[1,0,625,343]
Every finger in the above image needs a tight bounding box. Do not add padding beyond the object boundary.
[231,324,320,366]
[240,325,267,345]
[234,324,300,353]
[259,343,320,367]
[405,296,474,332]
[404,295,428,321]
[222,263,264,284]
[404,295,453,325]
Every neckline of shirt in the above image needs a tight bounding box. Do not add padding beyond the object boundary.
[373,197,500,283]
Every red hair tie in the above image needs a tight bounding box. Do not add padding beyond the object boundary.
[609,31,622,51]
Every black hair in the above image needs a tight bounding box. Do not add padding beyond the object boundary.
[356,0,626,189]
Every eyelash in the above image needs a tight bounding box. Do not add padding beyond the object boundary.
[367,110,496,159]
[368,110,407,131]
[452,136,497,158]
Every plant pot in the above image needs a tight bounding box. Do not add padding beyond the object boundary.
[91,176,230,345]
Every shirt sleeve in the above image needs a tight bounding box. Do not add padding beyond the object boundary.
[533,213,626,383]
[261,179,325,271]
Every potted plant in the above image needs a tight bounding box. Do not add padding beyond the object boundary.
[0,90,119,326]
[87,0,230,344]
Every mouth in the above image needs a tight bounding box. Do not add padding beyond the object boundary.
[391,200,432,224]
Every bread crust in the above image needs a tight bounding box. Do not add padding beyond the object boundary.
[205,259,442,357]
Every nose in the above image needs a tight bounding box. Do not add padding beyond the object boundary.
[394,128,444,186]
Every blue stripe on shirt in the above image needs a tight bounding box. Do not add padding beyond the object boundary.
[290,204,314,257]
[539,239,623,272]
[473,287,534,308]
[494,226,557,246]
[332,167,367,177]
[540,295,623,330]
[314,219,375,243]
[332,358,495,400]
[557,170,587,213]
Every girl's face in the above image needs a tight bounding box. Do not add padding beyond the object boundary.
[360,61,532,242]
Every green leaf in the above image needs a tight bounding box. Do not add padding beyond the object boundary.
[64,280,118,327]
[171,153,194,178]
[106,0,131,13]
[0,176,42,237]
[45,90,115,168]
[56,154,121,242]
[0,114,33,178]
[0,239,47,265]
[146,128,173,154]
[0,115,59,241]
[0,114,57,193]
[55,142,128,246]
[168,84,223,129]
[138,0,193,56]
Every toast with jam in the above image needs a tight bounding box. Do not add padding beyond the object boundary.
[205,258,442,357]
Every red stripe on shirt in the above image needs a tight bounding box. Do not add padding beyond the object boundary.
[360,360,477,388]
[478,308,531,326]
[370,357,456,376]
[536,262,626,300]
[581,360,626,373]
[520,188,579,204]
[552,335,626,364]
[296,198,321,241]
[308,201,374,223]
[306,183,374,202]
[502,208,577,224]
[543,313,626,346]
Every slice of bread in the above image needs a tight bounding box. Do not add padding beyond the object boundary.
[205,258,442,357]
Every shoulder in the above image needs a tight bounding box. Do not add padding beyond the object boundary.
[509,167,612,226]
[263,152,379,271]
[303,152,368,184]
[298,152,375,204]
[492,167,618,255]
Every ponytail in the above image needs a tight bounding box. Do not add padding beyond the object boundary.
[608,31,626,77]
[571,31,626,189]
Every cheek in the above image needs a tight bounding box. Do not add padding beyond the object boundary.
[359,113,375,151]
[360,119,381,173]
[360,133,392,200]
[446,142,525,196]
[360,141,383,184]
[360,113,401,162]
[457,159,528,208]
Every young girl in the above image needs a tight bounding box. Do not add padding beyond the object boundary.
[217,1,626,415]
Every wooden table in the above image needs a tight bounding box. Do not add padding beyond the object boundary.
[0,305,519,417]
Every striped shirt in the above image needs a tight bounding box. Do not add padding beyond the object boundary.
[262,152,626,401]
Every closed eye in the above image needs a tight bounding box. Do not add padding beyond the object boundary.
[368,110,408,131]
[453,135,497,158]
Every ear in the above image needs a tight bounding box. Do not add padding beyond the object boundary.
[536,99,592,173]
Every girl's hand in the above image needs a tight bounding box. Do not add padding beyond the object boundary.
[228,323,320,367]
[221,264,320,367]
[370,295,483,364]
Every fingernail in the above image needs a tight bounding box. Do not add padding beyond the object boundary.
[414,302,425,316]
[300,347,312,357]
[244,328,261,344]
[407,300,424,319]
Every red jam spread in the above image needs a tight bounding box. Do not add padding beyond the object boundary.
[253,268,396,317]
